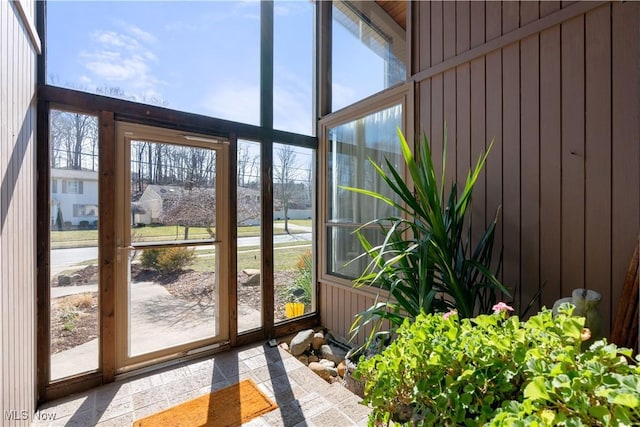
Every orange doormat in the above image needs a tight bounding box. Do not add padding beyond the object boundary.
[133,379,278,427]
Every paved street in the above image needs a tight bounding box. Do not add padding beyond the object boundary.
[51,229,312,274]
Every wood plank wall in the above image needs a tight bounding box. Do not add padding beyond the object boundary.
[413,0,639,336]
[1,0,38,424]
[321,1,640,344]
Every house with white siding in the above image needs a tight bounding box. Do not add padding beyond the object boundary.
[50,168,98,228]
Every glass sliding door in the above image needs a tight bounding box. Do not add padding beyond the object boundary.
[49,109,100,381]
[116,123,229,371]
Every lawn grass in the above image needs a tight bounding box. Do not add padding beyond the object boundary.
[186,241,311,272]
[50,223,303,249]
[274,219,312,227]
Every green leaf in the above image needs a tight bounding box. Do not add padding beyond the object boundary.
[561,316,584,341]
[612,393,640,408]
[588,405,610,421]
[524,377,551,401]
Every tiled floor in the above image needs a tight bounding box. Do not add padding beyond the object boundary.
[33,343,371,426]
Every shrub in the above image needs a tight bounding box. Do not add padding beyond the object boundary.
[140,247,195,272]
[285,250,312,306]
[355,304,640,426]
[140,248,162,269]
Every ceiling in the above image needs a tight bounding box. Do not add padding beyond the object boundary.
[375,0,407,30]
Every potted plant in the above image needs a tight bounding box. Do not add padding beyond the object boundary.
[355,303,640,425]
[342,128,509,350]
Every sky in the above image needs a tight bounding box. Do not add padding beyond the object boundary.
[46,0,388,137]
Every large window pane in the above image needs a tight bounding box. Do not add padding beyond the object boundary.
[273,143,316,322]
[237,140,262,333]
[274,1,314,135]
[327,225,386,279]
[328,104,403,223]
[130,141,218,243]
[332,1,406,111]
[326,104,402,279]
[128,243,218,357]
[46,2,260,124]
[49,110,99,380]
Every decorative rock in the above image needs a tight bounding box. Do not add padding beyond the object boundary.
[297,354,309,365]
[309,362,332,381]
[290,329,314,356]
[57,275,71,286]
[319,358,335,368]
[243,273,260,286]
[312,332,325,350]
[72,274,82,282]
[320,344,347,365]
[328,367,338,377]
[308,355,319,363]
[278,342,289,352]
[243,268,260,276]
[337,361,346,377]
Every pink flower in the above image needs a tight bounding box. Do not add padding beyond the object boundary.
[492,302,514,313]
[443,309,457,320]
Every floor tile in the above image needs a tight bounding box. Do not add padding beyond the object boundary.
[33,342,370,427]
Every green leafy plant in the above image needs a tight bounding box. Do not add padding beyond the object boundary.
[355,304,640,426]
[285,250,312,306]
[60,310,78,332]
[140,247,195,272]
[343,128,508,347]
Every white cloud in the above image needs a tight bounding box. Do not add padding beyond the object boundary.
[79,24,165,102]
[273,65,313,134]
[273,86,313,135]
[199,65,313,133]
[274,4,291,16]
[84,52,148,82]
[200,82,260,125]
[127,24,156,44]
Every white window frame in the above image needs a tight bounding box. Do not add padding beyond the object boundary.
[318,82,413,287]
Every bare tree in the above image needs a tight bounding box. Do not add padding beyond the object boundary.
[161,188,216,240]
[273,144,301,233]
[237,187,262,225]
[305,165,314,208]
[50,110,98,170]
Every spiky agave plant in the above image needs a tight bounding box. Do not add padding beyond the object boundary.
[342,128,508,348]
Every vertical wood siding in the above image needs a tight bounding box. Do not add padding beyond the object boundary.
[1,0,38,423]
[411,1,639,335]
[321,1,640,345]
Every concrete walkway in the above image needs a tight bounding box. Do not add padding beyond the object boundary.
[51,281,261,380]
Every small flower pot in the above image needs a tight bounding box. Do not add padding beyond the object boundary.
[285,302,304,318]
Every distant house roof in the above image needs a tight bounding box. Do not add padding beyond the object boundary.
[51,168,98,181]
[143,185,188,200]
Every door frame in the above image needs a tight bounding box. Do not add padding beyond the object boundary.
[114,122,231,373]
[37,87,319,403]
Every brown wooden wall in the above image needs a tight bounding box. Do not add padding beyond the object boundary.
[413,0,639,336]
[320,1,640,343]
[1,0,38,423]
